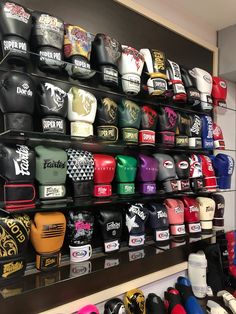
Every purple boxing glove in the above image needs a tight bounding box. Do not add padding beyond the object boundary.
[136,154,158,194]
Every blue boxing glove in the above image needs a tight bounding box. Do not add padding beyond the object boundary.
[201,115,213,149]
[212,154,234,189]
[175,277,204,314]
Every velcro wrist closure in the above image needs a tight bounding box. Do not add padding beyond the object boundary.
[177,179,190,191]
[69,244,92,262]
[36,252,61,271]
[187,222,201,234]
[155,229,169,242]
[190,177,204,191]
[39,185,66,199]
[213,218,224,227]
[4,184,35,205]
[101,65,118,85]
[171,81,186,95]
[117,183,135,195]
[97,125,118,141]
[147,77,167,96]
[170,224,185,236]
[139,130,155,145]
[104,240,120,253]
[0,255,26,280]
[42,117,66,134]
[157,131,175,146]
[204,176,217,191]
[138,182,156,194]
[129,234,145,247]
[70,121,93,137]
[163,179,178,193]
[73,181,93,197]
[94,184,112,197]
[4,113,33,132]
[121,127,138,143]
[175,135,189,146]
[201,220,213,232]
[189,137,202,148]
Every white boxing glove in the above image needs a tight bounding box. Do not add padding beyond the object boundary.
[206,300,228,314]
[217,290,236,314]
[118,45,144,95]
[68,87,97,137]
[196,197,215,233]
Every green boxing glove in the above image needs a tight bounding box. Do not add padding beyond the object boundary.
[118,99,141,143]
[115,155,137,194]
[35,145,67,202]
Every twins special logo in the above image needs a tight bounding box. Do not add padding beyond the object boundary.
[17,82,33,97]
[122,46,144,70]
[41,83,67,112]
[164,107,177,129]
[178,161,189,170]
[163,160,173,169]
[219,81,226,88]
[104,35,121,61]
[4,2,30,24]
[13,145,30,176]
[125,101,139,122]
[102,98,117,123]
[203,74,212,84]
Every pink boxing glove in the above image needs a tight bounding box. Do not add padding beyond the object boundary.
[77,304,99,314]
[164,199,185,237]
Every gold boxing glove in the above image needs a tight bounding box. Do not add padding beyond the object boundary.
[124,288,146,314]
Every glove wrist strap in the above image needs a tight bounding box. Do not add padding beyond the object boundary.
[97,125,118,141]
[70,121,93,137]
[117,182,135,195]
[4,184,35,209]
[39,184,66,200]
[94,184,112,197]
[163,179,178,193]
[213,217,224,228]
[175,135,189,146]
[157,131,175,146]
[170,224,185,236]
[190,177,204,191]
[139,129,155,145]
[121,73,141,95]
[147,76,167,96]
[121,127,138,143]
[0,255,26,280]
[73,181,93,197]
[204,176,217,191]
[155,229,170,243]
[189,137,202,148]
[69,244,92,262]
[177,179,190,191]
[201,220,213,232]
[138,182,156,194]
[42,117,66,134]
[36,251,61,271]
[129,234,145,246]
[104,239,120,253]
[186,222,201,234]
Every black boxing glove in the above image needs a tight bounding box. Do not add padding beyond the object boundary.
[211,194,225,230]
[173,154,190,191]
[148,203,169,246]
[104,298,126,314]
[189,114,202,149]
[156,107,178,146]
[146,293,165,314]
[0,71,36,131]
[180,67,201,107]
[175,113,190,147]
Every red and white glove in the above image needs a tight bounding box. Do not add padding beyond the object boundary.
[199,155,217,191]
[212,77,227,109]
[182,197,201,235]
[213,123,225,149]
[164,199,185,237]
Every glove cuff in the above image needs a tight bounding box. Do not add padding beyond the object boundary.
[4,113,33,131]
[186,222,201,235]
[163,179,178,193]
[70,121,93,137]
[97,125,118,141]
[189,137,202,148]
[117,182,135,195]
[170,224,186,236]
[155,228,170,245]
[121,73,141,95]
[190,177,204,191]
[138,129,155,145]
[104,239,120,253]
[73,181,93,197]
[42,117,66,134]
[4,183,35,210]
[138,182,156,194]
[201,220,213,233]
[39,184,66,200]
[157,131,175,146]
[128,234,145,247]
[36,252,61,271]
[94,184,112,197]
[69,244,92,262]
[121,127,138,143]
[177,179,190,191]
[0,255,26,280]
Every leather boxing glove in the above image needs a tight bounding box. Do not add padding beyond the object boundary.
[118,99,141,144]
[67,149,94,197]
[201,115,214,149]
[189,154,205,192]
[212,153,234,189]
[213,123,225,149]
[136,154,158,194]
[30,212,66,270]
[104,298,126,314]
[212,77,227,109]
[140,48,167,96]
[153,154,178,193]
[173,154,190,191]
[37,82,68,134]
[206,300,228,314]
[0,71,36,131]
[0,1,32,65]
[190,68,213,111]
[0,213,30,279]
[91,33,122,87]
[199,155,217,191]
[0,144,35,211]
[126,203,149,247]
[182,197,201,235]
[217,290,236,314]
[119,45,144,95]
[124,288,145,314]
[156,107,178,146]
[188,251,208,298]
[164,199,185,237]
[180,67,201,107]
[98,209,122,253]
[139,106,158,146]
[175,113,190,147]
[211,194,225,230]
[95,97,118,141]
[146,293,165,314]
[115,155,137,195]
[67,210,94,263]
[64,24,93,79]
[196,197,215,233]
[77,304,99,314]
[148,203,169,245]
[167,59,187,102]
[189,114,202,148]
[31,12,64,72]
[68,87,97,137]
[93,154,116,197]
[35,146,67,203]
[164,288,187,314]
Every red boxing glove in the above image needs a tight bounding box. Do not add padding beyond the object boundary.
[199,155,217,192]
[213,123,225,149]
[164,199,185,237]
[77,304,99,314]
[182,196,201,235]
[212,77,227,109]
[93,154,116,197]
[139,105,158,146]
[164,288,187,314]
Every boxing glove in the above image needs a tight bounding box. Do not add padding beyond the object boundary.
[118,99,141,144]
[0,1,32,65]
[77,305,99,314]
[212,194,225,230]
[188,251,208,298]
[164,288,187,314]
[196,197,215,233]
[189,154,205,192]
[37,82,68,134]
[139,106,158,146]
[0,213,30,279]
[167,59,187,102]
[126,203,149,247]
[67,210,94,263]
[173,154,190,191]
[206,300,228,314]
[0,144,35,211]
[148,203,169,245]
[93,154,116,197]
[0,71,36,131]
[146,293,165,314]
[35,146,67,202]
[64,24,93,79]
[180,67,201,107]
[153,154,178,193]
[98,209,122,253]
[175,113,190,147]
[104,298,126,314]
[31,12,64,72]
[119,45,144,95]
[189,114,202,148]
[182,197,201,235]
[201,115,214,149]
[156,107,178,146]
[164,199,185,236]
[213,123,225,150]
[217,290,236,314]
[95,97,118,141]
[212,77,227,109]
[175,277,204,314]
[91,33,122,87]
[124,288,145,314]
[67,149,94,197]
[140,48,167,96]
[199,155,217,191]
[136,154,158,195]
[30,212,66,270]
[212,154,234,189]
[68,87,97,137]
[115,155,137,195]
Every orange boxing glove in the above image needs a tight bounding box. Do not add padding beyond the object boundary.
[30,212,66,271]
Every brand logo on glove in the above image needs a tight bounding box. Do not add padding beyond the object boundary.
[2,261,23,278]
[178,161,189,169]
[129,204,147,220]
[206,206,214,212]
[158,231,169,239]
[157,210,167,219]
[175,207,183,214]
[164,107,177,129]
[5,2,30,23]
[107,242,118,249]
[163,160,173,169]
[102,98,117,122]
[16,83,33,97]
[43,159,66,169]
[189,90,200,98]
[106,221,121,231]
[72,250,87,258]
[191,116,201,133]
[131,238,143,244]
[227,156,234,174]
[38,14,63,32]
[13,145,30,176]
[189,206,199,213]
[203,75,212,84]
[219,81,227,88]
[190,224,201,232]
[75,221,91,231]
